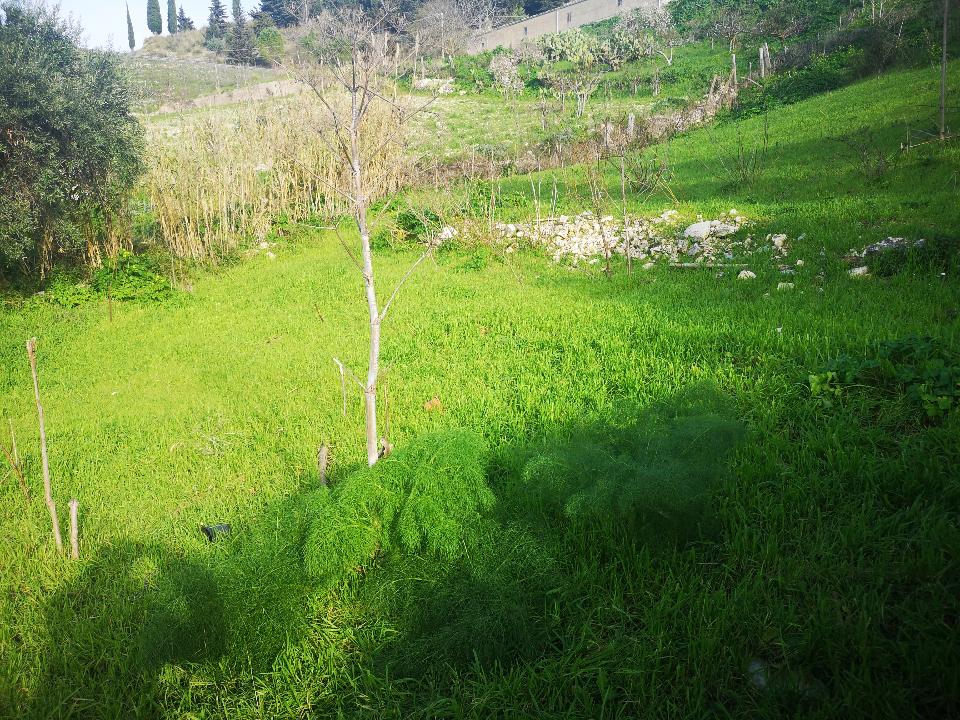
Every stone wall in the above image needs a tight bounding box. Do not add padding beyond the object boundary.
[470,0,671,53]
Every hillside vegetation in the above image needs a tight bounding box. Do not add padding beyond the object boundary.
[2,55,958,717]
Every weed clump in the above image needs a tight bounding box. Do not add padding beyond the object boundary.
[508,387,745,543]
[303,430,494,586]
[810,336,960,421]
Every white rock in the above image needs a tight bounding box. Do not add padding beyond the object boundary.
[684,221,713,240]
[772,234,788,249]
[850,266,870,277]
[738,270,757,280]
[712,223,738,238]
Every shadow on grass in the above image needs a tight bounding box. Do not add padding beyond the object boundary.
[30,383,744,715]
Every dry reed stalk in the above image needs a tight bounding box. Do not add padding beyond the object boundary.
[145,91,409,261]
[26,338,62,552]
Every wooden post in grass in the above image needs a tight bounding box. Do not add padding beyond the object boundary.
[69,499,79,559]
[940,0,951,141]
[5,419,30,503]
[26,338,62,552]
[318,444,330,486]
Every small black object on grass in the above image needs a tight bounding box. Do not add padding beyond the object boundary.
[201,524,232,542]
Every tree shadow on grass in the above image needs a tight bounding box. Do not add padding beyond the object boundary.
[30,383,744,716]
[30,541,226,717]
[29,490,327,717]
[360,383,746,680]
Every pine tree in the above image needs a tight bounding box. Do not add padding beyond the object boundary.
[205,0,228,41]
[258,0,296,28]
[126,3,136,50]
[226,1,258,65]
[177,7,195,31]
[167,0,177,34]
[147,0,162,35]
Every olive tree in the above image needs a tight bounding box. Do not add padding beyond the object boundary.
[0,1,144,279]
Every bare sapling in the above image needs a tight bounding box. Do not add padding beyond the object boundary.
[620,155,631,274]
[69,498,79,559]
[940,0,951,141]
[3,419,30,503]
[292,6,442,466]
[26,338,62,551]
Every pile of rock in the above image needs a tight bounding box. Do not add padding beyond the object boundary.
[845,237,926,277]
[496,210,763,266]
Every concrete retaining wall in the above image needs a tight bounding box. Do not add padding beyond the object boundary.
[470,0,671,53]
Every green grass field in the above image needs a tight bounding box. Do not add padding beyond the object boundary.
[1,58,959,718]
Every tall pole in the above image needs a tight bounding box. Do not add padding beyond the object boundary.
[940,0,951,141]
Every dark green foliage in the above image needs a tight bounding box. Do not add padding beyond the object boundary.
[303,430,494,586]
[734,47,866,117]
[226,1,257,65]
[258,0,297,28]
[147,0,162,34]
[507,386,744,541]
[177,6,194,31]
[205,0,228,46]
[362,523,561,675]
[91,250,174,302]
[394,206,441,243]
[42,251,173,306]
[810,337,960,420]
[869,236,960,277]
[126,3,135,50]
[0,2,144,278]
[167,0,177,34]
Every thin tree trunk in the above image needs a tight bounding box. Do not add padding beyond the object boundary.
[352,125,380,467]
[941,0,950,141]
[27,338,62,551]
[621,155,631,274]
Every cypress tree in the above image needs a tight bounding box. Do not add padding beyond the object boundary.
[167,0,177,34]
[147,0,162,35]
[206,0,228,41]
[177,7,195,31]
[126,4,136,50]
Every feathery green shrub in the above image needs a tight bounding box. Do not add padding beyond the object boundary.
[303,430,494,586]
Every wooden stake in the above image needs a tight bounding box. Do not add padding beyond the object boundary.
[5,419,30,502]
[27,338,62,551]
[69,499,79,560]
[317,444,330,486]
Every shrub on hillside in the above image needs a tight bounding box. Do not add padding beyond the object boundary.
[303,430,494,587]
[734,47,866,117]
[0,2,144,279]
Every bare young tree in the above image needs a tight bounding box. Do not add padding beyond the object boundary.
[291,6,442,466]
[409,0,511,58]
[940,0,952,141]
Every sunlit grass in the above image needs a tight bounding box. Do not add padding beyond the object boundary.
[1,56,959,719]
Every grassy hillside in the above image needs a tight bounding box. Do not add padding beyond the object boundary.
[1,60,959,720]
